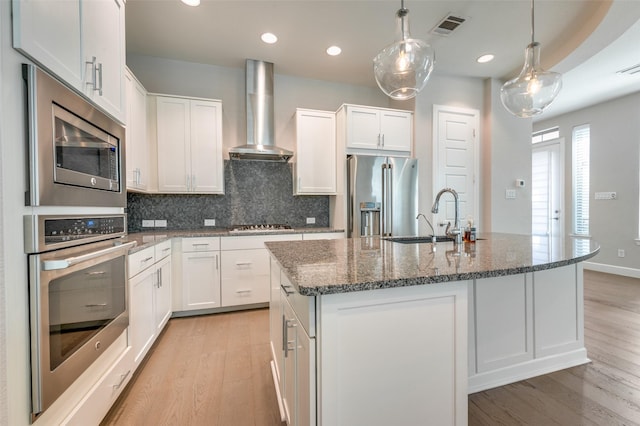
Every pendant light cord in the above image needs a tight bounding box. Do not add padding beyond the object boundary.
[530,0,535,44]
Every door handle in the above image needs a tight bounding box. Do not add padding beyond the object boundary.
[42,241,137,270]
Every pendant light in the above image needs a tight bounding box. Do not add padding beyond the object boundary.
[373,0,435,101]
[500,0,562,118]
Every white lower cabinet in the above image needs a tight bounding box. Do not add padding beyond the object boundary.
[128,240,172,367]
[221,234,302,307]
[181,237,221,311]
[270,255,467,426]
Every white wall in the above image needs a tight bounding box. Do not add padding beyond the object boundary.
[0,2,34,425]
[534,91,640,272]
[126,54,390,157]
[483,79,533,234]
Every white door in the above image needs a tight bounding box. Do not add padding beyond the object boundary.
[433,105,479,231]
[531,139,564,238]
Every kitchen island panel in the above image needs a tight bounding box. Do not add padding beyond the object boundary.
[317,282,468,426]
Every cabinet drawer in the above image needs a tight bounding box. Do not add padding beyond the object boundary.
[128,246,155,278]
[281,273,316,337]
[182,237,220,252]
[221,249,270,306]
[155,239,172,260]
[63,347,133,426]
[221,233,301,250]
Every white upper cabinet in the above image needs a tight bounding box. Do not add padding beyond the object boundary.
[81,0,125,121]
[13,0,126,122]
[155,96,224,194]
[341,104,413,153]
[294,109,336,195]
[124,68,149,191]
[12,0,83,88]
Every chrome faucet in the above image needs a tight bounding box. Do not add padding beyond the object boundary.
[431,188,462,244]
[416,213,436,244]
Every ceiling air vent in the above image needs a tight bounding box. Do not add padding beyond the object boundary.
[616,63,640,75]
[431,14,467,36]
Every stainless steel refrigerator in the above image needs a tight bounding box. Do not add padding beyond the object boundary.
[347,155,418,238]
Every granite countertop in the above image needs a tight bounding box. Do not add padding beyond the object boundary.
[125,227,344,254]
[265,233,600,296]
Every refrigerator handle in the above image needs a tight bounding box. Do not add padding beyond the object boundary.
[381,163,387,236]
[388,163,393,236]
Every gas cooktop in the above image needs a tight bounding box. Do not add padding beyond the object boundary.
[229,224,293,234]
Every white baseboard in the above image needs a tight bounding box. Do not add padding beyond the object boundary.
[583,262,640,279]
[468,348,590,394]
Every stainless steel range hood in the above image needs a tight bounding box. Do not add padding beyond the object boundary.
[229,59,293,162]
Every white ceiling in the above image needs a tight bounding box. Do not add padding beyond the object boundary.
[126,0,640,120]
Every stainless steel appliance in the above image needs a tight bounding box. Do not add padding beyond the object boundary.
[25,214,135,420]
[23,64,126,207]
[347,155,418,238]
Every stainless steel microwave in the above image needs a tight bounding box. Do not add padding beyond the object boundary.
[23,64,126,207]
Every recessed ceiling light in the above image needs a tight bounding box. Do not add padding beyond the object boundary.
[477,54,495,64]
[181,0,200,6]
[326,46,342,56]
[261,33,278,44]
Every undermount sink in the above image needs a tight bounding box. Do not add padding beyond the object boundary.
[384,236,485,244]
[384,236,454,244]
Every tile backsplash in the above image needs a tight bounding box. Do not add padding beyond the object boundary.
[127,160,330,232]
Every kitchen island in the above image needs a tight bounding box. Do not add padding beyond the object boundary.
[266,233,599,426]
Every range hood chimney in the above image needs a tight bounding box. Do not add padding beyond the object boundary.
[229,59,293,162]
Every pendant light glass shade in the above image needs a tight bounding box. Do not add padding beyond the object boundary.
[373,5,435,100]
[500,0,562,118]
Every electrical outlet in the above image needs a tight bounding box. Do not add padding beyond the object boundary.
[505,189,516,199]
[204,219,216,226]
[142,220,155,227]
[595,191,617,200]
[618,249,626,258]
[306,217,316,224]
[155,219,167,228]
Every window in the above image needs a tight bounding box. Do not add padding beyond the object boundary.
[532,127,560,144]
[572,125,590,236]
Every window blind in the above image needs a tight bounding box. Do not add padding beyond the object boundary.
[572,125,590,236]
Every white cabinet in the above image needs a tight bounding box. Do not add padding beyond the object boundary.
[13,0,125,121]
[294,109,336,195]
[156,96,224,194]
[181,237,222,311]
[220,234,302,307]
[302,232,344,240]
[339,104,412,153]
[124,68,150,191]
[128,240,172,367]
[128,247,156,366]
[80,0,125,120]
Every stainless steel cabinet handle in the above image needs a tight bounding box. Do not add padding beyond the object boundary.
[284,319,297,358]
[42,241,137,271]
[235,260,252,266]
[236,289,252,294]
[96,62,103,96]
[281,284,294,296]
[85,271,107,276]
[86,56,98,91]
[113,370,131,390]
[140,256,153,265]
[85,303,107,307]
[381,133,385,147]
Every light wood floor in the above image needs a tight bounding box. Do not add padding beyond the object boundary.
[104,270,640,426]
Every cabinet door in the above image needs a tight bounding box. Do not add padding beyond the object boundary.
[296,109,336,194]
[124,70,149,191]
[346,106,380,150]
[154,257,172,332]
[282,298,298,426]
[295,322,315,426]
[380,110,412,152]
[129,268,156,366]
[190,100,224,193]
[182,251,221,310]
[81,0,125,121]
[157,97,191,192]
[270,257,284,385]
[12,0,83,89]
[221,248,270,307]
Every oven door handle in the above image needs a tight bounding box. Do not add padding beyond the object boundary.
[42,241,137,271]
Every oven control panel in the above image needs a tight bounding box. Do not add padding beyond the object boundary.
[24,214,127,253]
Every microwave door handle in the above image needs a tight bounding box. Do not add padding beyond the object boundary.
[42,241,137,271]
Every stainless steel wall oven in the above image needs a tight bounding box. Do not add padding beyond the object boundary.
[23,63,126,207]
[25,215,135,420]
